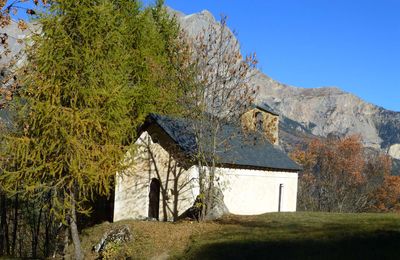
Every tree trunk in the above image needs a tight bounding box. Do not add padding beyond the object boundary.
[162,160,171,222]
[32,206,43,258]
[205,165,216,218]
[11,194,18,256]
[161,191,168,222]
[44,204,52,257]
[69,191,83,260]
[0,193,10,255]
[0,194,4,255]
[62,224,69,258]
[173,172,179,222]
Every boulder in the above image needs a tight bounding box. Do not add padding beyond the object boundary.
[204,187,229,220]
[389,144,400,160]
[179,187,229,221]
[92,225,132,254]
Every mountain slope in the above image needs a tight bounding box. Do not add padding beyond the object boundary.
[174,9,400,159]
[2,8,400,167]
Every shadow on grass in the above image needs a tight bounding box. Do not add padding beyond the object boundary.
[214,217,299,230]
[184,230,400,260]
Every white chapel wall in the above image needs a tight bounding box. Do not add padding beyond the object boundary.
[114,131,299,222]
[114,131,198,222]
[216,167,298,215]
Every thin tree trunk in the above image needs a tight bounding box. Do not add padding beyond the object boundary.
[19,230,22,257]
[200,166,207,221]
[205,164,216,218]
[172,164,179,222]
[29,203,36,258]
[32,206,43,258]
[62,224,69,258]
[0,194,10,255]
[161,157,172,222]
[0,193,4,255]
[44,199,52,257]
[11,194,18,256]
[69,191,83,260]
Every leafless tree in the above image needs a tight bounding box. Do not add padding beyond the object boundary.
[187,16,258,219]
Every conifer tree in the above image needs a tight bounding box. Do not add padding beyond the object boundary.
[0,0,189,258]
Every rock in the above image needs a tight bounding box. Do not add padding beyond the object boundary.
[204,187,229,220]
[389,144,400,160]
[92,225,132,254]
[178,187,228,221]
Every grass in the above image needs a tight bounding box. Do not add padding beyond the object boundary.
[79,219,220,259]
[80,212,400,259]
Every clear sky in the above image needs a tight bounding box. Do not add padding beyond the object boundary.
[6,0,400,111]
[158,0,400,112]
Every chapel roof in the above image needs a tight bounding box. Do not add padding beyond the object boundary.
[142,114,302,172]
[252,103,279,116]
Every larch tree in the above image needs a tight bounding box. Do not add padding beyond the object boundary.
[0,0,188,258]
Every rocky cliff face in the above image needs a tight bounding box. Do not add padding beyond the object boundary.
[174,9,400,157]
[0,21,30,68]
[251,71,400,151]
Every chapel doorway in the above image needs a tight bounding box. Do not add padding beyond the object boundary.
[148,178,161,220]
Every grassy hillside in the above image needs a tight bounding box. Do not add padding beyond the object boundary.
[80,212,400,259]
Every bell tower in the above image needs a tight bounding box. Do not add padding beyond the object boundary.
[241,103,279,145]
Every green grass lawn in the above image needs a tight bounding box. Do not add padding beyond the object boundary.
[81,212,400,259]
[180,212,400,260]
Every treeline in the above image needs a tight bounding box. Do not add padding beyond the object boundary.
[0,192,58,257]
[291,135,400,213]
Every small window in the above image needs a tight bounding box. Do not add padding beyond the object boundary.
[255,112,263,131]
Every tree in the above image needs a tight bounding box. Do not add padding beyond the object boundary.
[0,0,187,258]
[186,16,258,219]
[370,176,400,212]
[367,155,400,212]
[290,135,392,212]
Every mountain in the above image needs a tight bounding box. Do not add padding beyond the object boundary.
[172,9,400,161]
[2,8,400,171]
[0,20,30,68]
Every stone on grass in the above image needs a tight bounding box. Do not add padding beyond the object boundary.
[204,187,229,220]
[179,187,229,221]
[92,225,132,253]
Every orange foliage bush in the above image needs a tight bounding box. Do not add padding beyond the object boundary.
[370,176,400,212]
[291,135,395,213]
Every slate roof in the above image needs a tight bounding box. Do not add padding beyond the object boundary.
[253,103,279,116]
[144,114,302,172]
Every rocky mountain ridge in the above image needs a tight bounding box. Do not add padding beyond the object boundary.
[174,9,400,162]
[1,8,400,168]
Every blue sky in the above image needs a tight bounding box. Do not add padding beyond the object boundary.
[6,0,400,111]
[158,0,400,112]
